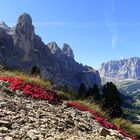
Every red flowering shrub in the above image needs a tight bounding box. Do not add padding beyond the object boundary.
[0,76,61,104]
[67,101,136,140]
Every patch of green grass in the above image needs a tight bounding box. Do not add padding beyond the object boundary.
[132,123,140,139]
[111,118,137,134]
[135,99,140,106]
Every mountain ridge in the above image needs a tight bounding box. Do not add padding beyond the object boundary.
[99,57,140,81]
[0,13,101,89]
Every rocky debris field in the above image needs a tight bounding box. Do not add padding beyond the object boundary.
[0,77,135,140]
[0,93,132,140]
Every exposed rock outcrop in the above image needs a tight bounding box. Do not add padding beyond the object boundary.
[0,13,101,89]
[47,41,62,58]
[81,69,101,88]
[0,22,11,32]
[13,13,35,61]
[62,43,74,59]
[99,57,140,81]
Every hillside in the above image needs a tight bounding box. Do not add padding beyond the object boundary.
[118,80,140,100]
[0,13,101,89]
[0,69,136,140]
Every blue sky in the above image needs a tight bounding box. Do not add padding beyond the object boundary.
[0,0,140,69]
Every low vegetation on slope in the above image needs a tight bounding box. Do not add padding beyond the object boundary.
[0,67,138,139]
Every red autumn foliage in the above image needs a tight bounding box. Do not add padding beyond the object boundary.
[0,76,61,104]
[67,101,136,140]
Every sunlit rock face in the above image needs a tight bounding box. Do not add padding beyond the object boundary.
[99,57,140,81]
[0,13,101,89]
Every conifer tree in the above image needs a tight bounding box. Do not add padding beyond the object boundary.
[78,83,87,98]
[102,82,123,117]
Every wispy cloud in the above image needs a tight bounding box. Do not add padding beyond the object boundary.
[33,22,106,28]
[104,0,123,59]
[33,22,140,28]
[6,21,140,29]
[6,22,107,28]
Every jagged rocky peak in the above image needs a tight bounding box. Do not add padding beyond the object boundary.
[0,21,10,30]
[13,13,35,50]
[0,21,12,35]
[17,13,32,26]
[47,41,61,54]
[62,43,74,59]
[14,13,35,39]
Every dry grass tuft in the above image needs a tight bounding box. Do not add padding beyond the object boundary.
[0,68,52,89]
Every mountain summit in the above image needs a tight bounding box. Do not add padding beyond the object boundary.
[0,13,101,89]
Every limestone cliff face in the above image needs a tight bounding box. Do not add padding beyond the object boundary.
[99,57,140,80]
[81,70,101,88]
[13,13,35,61]
[0,13,101,89]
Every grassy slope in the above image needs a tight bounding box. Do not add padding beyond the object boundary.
[118,80,140,100]
[117,80,140,138]
[132,115,140,137]
[0,68,52,89]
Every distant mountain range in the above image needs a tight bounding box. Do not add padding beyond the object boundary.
[99,57,140,102]
[0,13,101,89]
[99,57,140,82]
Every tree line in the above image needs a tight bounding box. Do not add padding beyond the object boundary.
[78,82,123,118]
